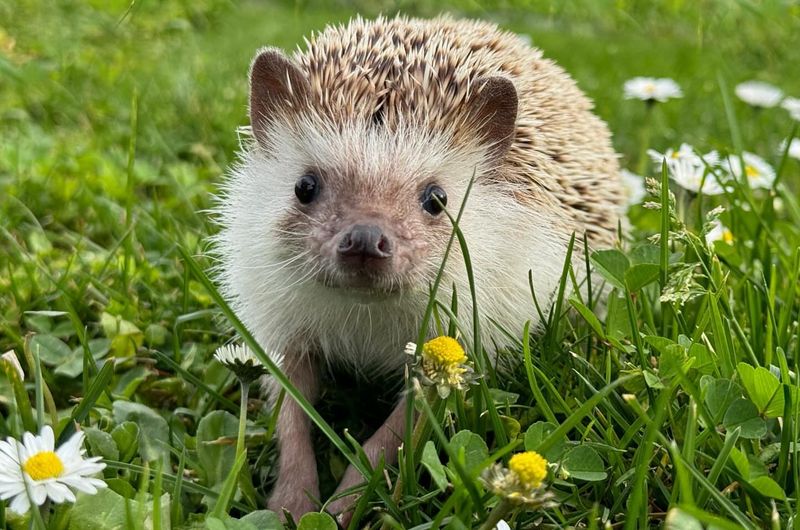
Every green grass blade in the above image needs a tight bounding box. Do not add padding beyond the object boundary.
[210,449,247,518]
[623,386,674,530]
[696,427,740,508]
[151,350,238,412]
[536,374,636,455]
[60,359,115,442]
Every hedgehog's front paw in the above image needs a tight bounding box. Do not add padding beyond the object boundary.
[268,474,319,522]
[326,494,357,528]
[326,465,364,527]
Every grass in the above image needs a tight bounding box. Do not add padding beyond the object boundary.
[1,0,800,528]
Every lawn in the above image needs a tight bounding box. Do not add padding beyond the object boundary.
[1,0,800,528]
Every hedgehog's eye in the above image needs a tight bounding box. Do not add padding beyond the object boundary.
[421,184,447,215]
[295,173,320,204]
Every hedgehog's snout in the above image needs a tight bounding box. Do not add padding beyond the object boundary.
[337,224,393,269]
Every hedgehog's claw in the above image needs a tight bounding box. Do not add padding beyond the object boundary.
[327,495,356,528]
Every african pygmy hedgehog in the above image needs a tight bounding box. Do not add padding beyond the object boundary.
[214,14,624,522]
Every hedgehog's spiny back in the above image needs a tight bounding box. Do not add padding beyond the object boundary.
[297,17,526,132]
[295,15,624,248]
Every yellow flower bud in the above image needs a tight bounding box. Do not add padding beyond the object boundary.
[509,451,548,489]
[422,336,466,366]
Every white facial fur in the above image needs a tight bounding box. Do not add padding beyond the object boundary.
[212,115,567,376]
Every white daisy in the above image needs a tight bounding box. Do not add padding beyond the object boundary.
[620,169,647,206]
[780,138,800,160]
[495,520,512,530]
[734,81,783,108]
[782,97,800,120]
[0,425,106,514]
[705,220,734,246]
[725,152,776,189]
[648,144,726,195]
[624,77,683,102]
[214,343,259,366]
[2,350,24,380]
[648,143,720,167]
[214,343,265,384]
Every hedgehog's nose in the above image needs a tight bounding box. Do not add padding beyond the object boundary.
[338,224,393,263]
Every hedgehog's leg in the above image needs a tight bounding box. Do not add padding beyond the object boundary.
[327,396,408,525]
[267,354,320,520]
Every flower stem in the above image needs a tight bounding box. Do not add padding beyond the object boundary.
[28,495,47,530]
[636,103,655,176]
[388,385,439,515]
[236,381,250,456]
[479,498,514,530]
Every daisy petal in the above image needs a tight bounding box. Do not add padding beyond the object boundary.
[56,431,85,462]
[0,439,19,463]
[41,426,55,452]
[0,482,26,499]
[29,482,48,506]
[46,480,75,504]
[735,80,783,108]
[9,491,31,514]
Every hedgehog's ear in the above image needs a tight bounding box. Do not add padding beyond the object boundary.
[249,48,310,148]
[469,77,518,160]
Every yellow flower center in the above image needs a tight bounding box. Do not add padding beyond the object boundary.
[745,165,759,178]
[722,230,734,244]
[509,451,548,489]
[23,451,64,481]
[422,336,466,366]
[671,151,681,159]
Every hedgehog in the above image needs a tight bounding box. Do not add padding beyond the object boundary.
[213,14,624,522]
